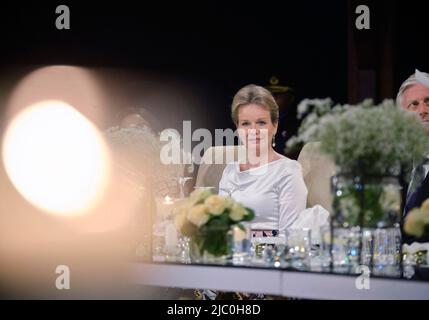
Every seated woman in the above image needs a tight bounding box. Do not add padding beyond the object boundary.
[219,84,308,238]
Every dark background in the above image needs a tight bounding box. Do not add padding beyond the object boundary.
[0,0,428,141]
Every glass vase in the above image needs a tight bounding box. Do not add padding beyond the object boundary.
[330,174,403,275]
[189,227,233,264]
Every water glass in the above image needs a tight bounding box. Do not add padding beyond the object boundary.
[176,235,191,264]
[331,227,361,273]
[172,176,193,199]
[285,228,311,268]
[372,226,402,276]
[319,224,332,268]
[152,219,166,262]
[230,224,251,265]
[250,236,283,265]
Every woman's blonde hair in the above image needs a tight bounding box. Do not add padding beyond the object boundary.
[231,84,279,125]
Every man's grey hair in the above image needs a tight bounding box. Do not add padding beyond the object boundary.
[396,71,429,108]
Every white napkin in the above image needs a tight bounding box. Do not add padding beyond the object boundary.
[403,242,429,254]
[291,205,330,245]
[402,242,429,265]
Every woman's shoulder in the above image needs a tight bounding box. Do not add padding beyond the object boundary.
[221,161,237,175]
[272,158,306,192]
[272,156,303,172]
[221,157,303,176]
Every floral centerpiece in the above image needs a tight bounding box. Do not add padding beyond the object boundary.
[319,100,429,224]
[104,124,164,188]
[292,99,429,227]
[105,125,194,197]
[173,188,255,260]
[286,98,398,156]
[315,100,429,178]
[285,97,351,155]
[290,99,429,271]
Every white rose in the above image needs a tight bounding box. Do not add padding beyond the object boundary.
[224,197,234,209]
[172,199,191,217]
[189,188,212,205]
[187,204,210,227]
[404,209,426,237]
[417,206,429,224]
[421,198,429,212]
[174,211,188,232]
[204,195,227,215]
[230,203,247,222]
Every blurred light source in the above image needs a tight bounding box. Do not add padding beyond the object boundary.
[5,65,108,128]
[2,100,111,216]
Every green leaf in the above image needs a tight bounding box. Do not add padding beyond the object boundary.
[242,208,255,221]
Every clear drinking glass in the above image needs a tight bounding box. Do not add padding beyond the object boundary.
[319,224,332,269]
[176,235,191,264]
[179,176,193,199]
[285,228,311,269]
[331,227,361,273]
[152,217,166,262]
[372,225,402,276]
[250,236,283,265]
[230,224,251,265]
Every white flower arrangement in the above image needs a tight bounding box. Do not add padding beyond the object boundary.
[173,189,254,257]
[316,100,429,177]
[296,98,333,120]
[286,98,377,154]
[287,98,429,177]
[104,124,163,177]
[293,99,429,228]
[286,98,338,154]
[104,124,187,197]
[105,125,160,153]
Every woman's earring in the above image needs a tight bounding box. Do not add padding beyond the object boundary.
[272,136,276,147]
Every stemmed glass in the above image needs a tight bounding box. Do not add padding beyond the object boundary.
[171,175,193,199]
[179,176,193,199]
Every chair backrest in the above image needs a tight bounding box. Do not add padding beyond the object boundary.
[297,142,336,212]
[195,145,245,194]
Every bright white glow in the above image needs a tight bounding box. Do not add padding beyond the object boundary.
[2,100,111,216]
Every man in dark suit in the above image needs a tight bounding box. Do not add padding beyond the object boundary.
[397,70,429,243]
